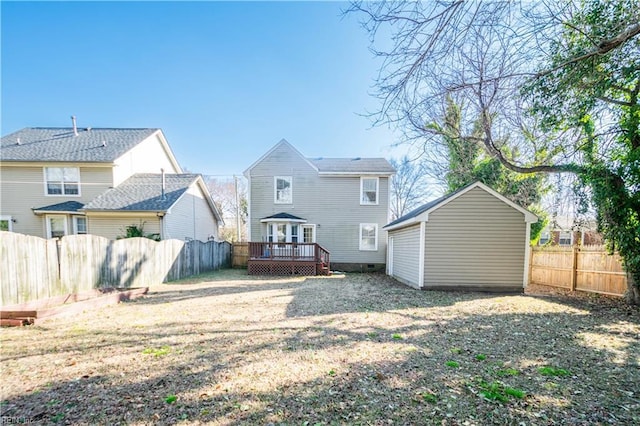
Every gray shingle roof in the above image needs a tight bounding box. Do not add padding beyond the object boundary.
[32,201,85,213]
[1,127,159,162]
[384,193,453,229]
[309,157,395,174]
[82,173,199,212]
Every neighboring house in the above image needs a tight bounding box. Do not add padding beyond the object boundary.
[384,182,537,292]
[538,215,603,246]
[244,139,395,272]
[0,124,222,241]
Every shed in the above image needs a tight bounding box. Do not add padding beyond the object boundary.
[383,182,537,292]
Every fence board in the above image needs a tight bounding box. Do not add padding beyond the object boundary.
[530,246,627,297]
[232,242,248,268]
[1,232,231,305]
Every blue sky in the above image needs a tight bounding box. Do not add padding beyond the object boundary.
[1,1,404,176]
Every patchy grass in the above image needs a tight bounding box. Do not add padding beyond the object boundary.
[1,269,639,425]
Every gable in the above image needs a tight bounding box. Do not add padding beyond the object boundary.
[244,139,318,177]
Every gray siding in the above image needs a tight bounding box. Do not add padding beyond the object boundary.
[86,215,161,240]
[424,187,526,288]
[248,143,389,264]
[164,184,219,242]
[389,224,421,288]
[0,164,113,238]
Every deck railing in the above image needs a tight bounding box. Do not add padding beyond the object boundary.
[247,242,331,276]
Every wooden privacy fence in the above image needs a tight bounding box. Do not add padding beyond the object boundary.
[232,242,248,268]
[529,245,627,297]
[0,232,232,305]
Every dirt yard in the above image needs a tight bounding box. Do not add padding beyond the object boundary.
[1,270,639,425]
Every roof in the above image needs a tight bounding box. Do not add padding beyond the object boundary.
[0,127,159,162]
[243,139,395,176]
[260,212,307,222]
[82,173,200,212]
[384,181,538,231]
[309,157,395,175]
[32,201,85,214]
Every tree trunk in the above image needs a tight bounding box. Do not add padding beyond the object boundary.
[625,272,640,305]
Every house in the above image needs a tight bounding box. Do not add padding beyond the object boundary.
[244,139,395,274]
[0,123,222,241]
[383,181,537,292]
[538,215,603,246]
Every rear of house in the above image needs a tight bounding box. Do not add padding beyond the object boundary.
[385,182,537,291]
[245,139,394,274]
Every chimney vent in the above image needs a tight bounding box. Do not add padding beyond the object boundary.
[101,140,107,147]
[16,137,21,145]
[71,116,78,136]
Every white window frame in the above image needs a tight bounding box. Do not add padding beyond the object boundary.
[274,176,292,204]
[359,223,378,251]
[0,215,13,232]
[558,231,573,246]
[73,216,88,235]
[301,224,316,243]
[539,231,551,245]
[43,167,81,197]
[360,177,379,205]
[46,215,68,239]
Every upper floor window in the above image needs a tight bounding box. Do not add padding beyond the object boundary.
[360,177,379,205]
[274,176,292,204]
[45,167,80,196]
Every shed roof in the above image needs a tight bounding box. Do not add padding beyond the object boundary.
[1,127,159,162]
[384,181,538,231]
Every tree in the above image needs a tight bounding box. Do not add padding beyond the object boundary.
[205,176,248,242]
[389,156,432,220]
[349,1,640,303]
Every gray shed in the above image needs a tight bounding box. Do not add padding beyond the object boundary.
[383,182,537,292]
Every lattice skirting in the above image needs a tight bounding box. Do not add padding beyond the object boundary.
[248,261,317,276]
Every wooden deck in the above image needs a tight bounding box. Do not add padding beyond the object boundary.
[247,242,330,276]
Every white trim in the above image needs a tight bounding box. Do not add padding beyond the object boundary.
[360,177,379,205]
[359,223,378,251]
[418,221,426,288]
[260,216,306,223]
[246,174,252,240]
[43,166,81,197]
[45,214,68,239]
[523,222,532,288]
[387,236,394,275]
[274,176,293,204]
[150,130,184,174]
[0,215,13,232]
[243,139,318,177]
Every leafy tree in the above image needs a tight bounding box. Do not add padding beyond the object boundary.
[389,156,432,220]
[350,0,640,303]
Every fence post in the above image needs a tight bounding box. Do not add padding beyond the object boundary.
[570,246,579,291]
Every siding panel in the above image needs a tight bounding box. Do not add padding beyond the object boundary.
[424,187,526,288]
[164,184,219,241]
[389,224,421,287]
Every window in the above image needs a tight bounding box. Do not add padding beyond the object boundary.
[266,222,310,243]
[291,225,298,243]
[538,231,550,245]
[360,177,379,205]
[0,216,12,232]
[558,231,572,246]
[73,216,87,235]
[46,215,67,239]
[274,176,292,204]
[44,167,80,196]
[359,223,378,251]
[302,225,316,243]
